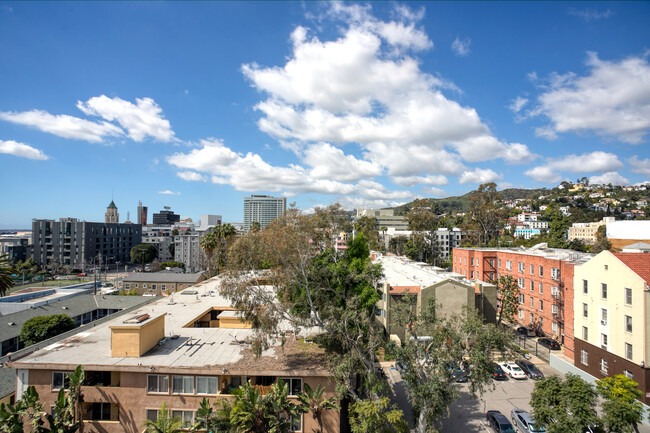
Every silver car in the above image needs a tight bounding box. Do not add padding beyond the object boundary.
[511,409,546,433]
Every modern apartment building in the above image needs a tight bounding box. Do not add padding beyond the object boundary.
[243,195,286,231]
[356,208,409,231]
[0,234,29,262]
[383,227,464,258]
[7,278,338,433]
[568,217,614,244]
[453,245,593,357]
[142,226,175,262]
[30,218,142,268]
[573,251,650,403]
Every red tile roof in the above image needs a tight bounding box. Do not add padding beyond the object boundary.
[613,253,650,285]
[389,285,421,294]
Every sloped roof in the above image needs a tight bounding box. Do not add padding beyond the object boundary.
[390,285,421,295]
[107,200,117,209]
[613,253,650,285]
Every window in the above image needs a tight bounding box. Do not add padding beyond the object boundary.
[151,284,156,291]
[552,322,559,334]
[601,334,608,350]
[624,370,634,380]
[539,283,543,294]
[172,376,194,394]
[625,288,632,305]
[583,279,588,294]
[134,283,138,288]
[601,283,607,299]
[601,308,608,325]
[518,278,524,289]
[539,265,543,277]
[90,403,114,421]
[582,326,588,340]
[601,358,608,374]
[470,271,474,279]
[530,264,534,275]
[146,409,158,422]
[518,294,525,305]
[583,303,588,318]
[539,317,543,328]
[552,304,559,315]
[581,350,588,366]
[52,371,71,390]
[147,375,169,393]
[196,376,219,395]
[604,265,608,271]
[551,286,559,299]
[625,315,632,333]
[539,300,543,312]
[124,283,130,290]
[161,284,166,290]
[529,313,534,325]
[518,309,525,319]
[530,297,534,308]
[281,378,303,396]
[143,284,147,289]
[551,268,560,280]
[506,260,512,271]
[518,262,525,273]
[498,259,502,268]
[530,280,535,292]
[626,343,633,360]
[172,410,194,428]
[470,258,474,266]
[288,415,302,432]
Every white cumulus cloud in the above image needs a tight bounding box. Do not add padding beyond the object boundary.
[530,52,650,144]
[629,155,650,176]
[525,151,623,183]
[459,168,503,184]
[0,139,48,160]
[176,171,207,182]
[158,190,181,195]
[0,109,123,142]
[392,174,449,187]
[590,171,629,186]
[451,37,471,56]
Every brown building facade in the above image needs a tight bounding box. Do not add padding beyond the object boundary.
[453,246,593,358]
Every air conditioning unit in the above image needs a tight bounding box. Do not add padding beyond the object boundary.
[601,320,607,325]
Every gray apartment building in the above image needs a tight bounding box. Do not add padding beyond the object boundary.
[243,195,286,231]
[30,218,142,268]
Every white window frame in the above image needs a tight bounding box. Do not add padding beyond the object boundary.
[539,300,543,312]
[539,265,543,277]
[171,410,194,428]
[583,279,588,294]
[530,297,534,308]
[506,260,512,271]
[530,264,534,275]
[147,374,169,394]
[582,326,588,340]
[52,371,72,390]
[601,283,607,299]
[551,268,560,280]
[518,262,525,273]
[518,278,524,289]
[581,350,588,366]
[624,370,634,379]
[281,378,303,396]
[172,375,195,395]
[625,315,632,333]
[625,288,632,305]
[600,358,608,374]
[583,303,588,318]
[146,409,159,422]
[196,376,219,395]
[530,280,534,292]
[626,343,633,360]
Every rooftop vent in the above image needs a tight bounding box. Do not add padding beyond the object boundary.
[8,322,15,326]
[62,306,69,310]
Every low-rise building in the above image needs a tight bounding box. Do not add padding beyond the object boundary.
[121,271,206,295]
[373,253,497,342]
[453,245,593,358]
[568,217,614,244]
[573,251,650,404]
[6,278,338,432]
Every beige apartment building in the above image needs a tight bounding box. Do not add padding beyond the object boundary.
[568,217,614,244]
[573,251,650,403]
[7,277,339,432]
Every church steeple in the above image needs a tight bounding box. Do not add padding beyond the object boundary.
[105,200,119,223]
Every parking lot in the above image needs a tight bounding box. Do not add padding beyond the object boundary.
[385,360,650,433]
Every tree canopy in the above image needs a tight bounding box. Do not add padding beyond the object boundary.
[0,254,15,297]
[130,244,158,266]
[20,314,76,346]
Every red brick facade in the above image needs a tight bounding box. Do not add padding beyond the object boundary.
[453,248,577,357]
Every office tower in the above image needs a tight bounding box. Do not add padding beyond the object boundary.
[243,195,286,231]
[137,201,148,226]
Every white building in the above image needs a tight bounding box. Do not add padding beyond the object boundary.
[243,195,287,232]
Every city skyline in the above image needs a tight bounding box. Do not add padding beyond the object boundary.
[1,2,649,228]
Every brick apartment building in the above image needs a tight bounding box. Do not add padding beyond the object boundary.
[453,246,593,357]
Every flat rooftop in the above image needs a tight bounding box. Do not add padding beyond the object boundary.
[455,245,593,264]
[374,253,474,288]
[8,275,327,375]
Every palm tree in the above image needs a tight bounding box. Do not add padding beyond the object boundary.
[143,402,183,433]
[298,383,339,433]
[200,230,218,277]
[191,397,231,433]
[230,382,269,433]
[0,254,16,297]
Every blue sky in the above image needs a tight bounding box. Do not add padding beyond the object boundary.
[1,1,649,228]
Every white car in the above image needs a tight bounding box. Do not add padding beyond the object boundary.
[499,362,527,380]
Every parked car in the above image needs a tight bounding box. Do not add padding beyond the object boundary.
[486,410,516,433]
[538,338,561,350]
[395,361,408,374]
[492,363,508,380]
[516,359,545,380]
[511,409,546,433]
[445,362,469,383]
[516,326,536,337]
[499,362,527,380]
[78,272,87,276]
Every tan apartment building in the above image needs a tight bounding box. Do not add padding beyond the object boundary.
[568,217,614,244]
[7,277,339,433]
[122,271,207,295]
[453,246,593,358]
[573,251,650,404]
[373,253,497,343]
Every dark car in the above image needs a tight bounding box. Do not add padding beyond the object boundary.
[516,326,536,337]
[538,338,561,350]
[516,359,545,379]
[492,363,508,380]
[445,362,469,383]
[486,410,516,433]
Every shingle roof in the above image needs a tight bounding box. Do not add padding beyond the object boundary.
[613,253,650,285]
[122,272,205,283]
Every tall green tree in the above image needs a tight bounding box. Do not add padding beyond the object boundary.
[130,244,158,269]
[20,314,76,346]
[0,254,16,296]
[405,199,440,265]
[143,402,183,433]
[191,398,232,433]
[596,375,644,433]
[349,397,409,433]
[468,183,506,246]
[531,374,600,433]
[394,299,512,431]
[493,275,521,326]
[297,383,339,433]
[354,215,381,251]
[592,225,612,253]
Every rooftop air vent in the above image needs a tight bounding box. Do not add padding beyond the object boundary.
[123,313,151,324]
